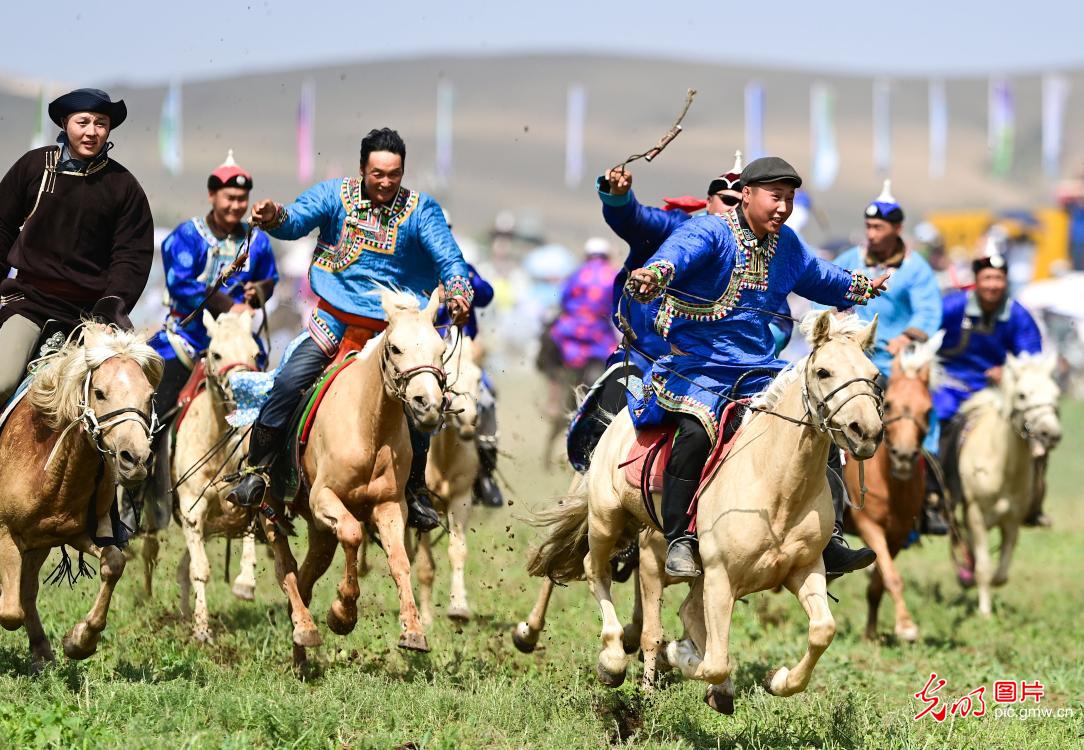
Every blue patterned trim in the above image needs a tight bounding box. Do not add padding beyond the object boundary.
[313,180,419,273]
[844,271,874,304]
[306,308,341,356]
[444,274,475,306]
[650,372,719,446]
[628,260,674,303]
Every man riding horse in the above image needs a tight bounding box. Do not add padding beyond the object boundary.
[934,249,1049,526]
[826,181,946,533]
[225,127,473,531]
[626,157,889,579]
[0,88,153,403]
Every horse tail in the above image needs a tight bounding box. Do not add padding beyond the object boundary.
[526,481,591,583]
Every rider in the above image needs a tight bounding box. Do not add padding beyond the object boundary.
[0,88,153,401]
[627,156,888,579]
[225,127,473,531]
[934,248,1046,522]
[828,180,946,533]
[148,150,278,427]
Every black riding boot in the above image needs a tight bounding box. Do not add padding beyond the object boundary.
[406,427,440,532]
[472,438,505,507]
[226,423,281,508]
[662,470,701,579]
[823,450,877,576]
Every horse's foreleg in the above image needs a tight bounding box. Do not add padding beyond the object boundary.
[371,499,428,652]
[231,532,258,601]
[19,549,52,673]
[61,537,126,660]
[414,531,436,628]
[585,517,626,687]
[766,564,835,697]
[310,486,363,636]
[637,535,665,690]
[141,533,160,599]
[992,518,1020,589]
[695,562,735,686]
[856,515,917,642]
[513,577,555,653]
[176,548,192,619]
[259,515,321,650]
[446,492,472,623]
[865,565,885,641]
[624,568,644,655]
[0,531,25,630]
[178,496,213,643]
[966,502,995,616]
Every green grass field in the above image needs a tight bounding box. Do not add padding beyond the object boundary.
[0,372,1081,749]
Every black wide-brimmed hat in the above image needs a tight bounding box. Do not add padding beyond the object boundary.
[48,88,127,129]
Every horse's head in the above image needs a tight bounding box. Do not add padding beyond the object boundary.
[443,334,483,440]
[380,289,448,432]
[883,331,943,480]
[202,309,260,404]
[802,310,884,460]
[66,325,163,488]
[1003,352,1061,455]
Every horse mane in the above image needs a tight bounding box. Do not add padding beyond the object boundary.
[744,312,868,421]
[27,324,163,431]
[897,338,944,390]
[959,388,1004,420]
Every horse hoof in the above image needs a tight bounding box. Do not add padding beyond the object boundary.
[62,624,99,661]
[705,686,735,715]
[763,667,789,696]
[896,625,919,643]
[326,604,357,636]
[447,605,471,624]
[512,623,538,653]
[193,627,214,644]
[231,581,256,601]
[293,625,322,648]
[398,631,430,653]
[956,567,975,588]
[621,627,641,655]
[596,661,627,688]
[29,652,56,677]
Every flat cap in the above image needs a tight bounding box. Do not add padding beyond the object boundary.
[741,156,802,188]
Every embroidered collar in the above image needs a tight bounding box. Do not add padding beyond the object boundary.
[964,291,1012,324]
[725,208,778,255]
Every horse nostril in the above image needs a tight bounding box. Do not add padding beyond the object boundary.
[411,394,431,411]
[119,450,136,467]
[848,422,864,439]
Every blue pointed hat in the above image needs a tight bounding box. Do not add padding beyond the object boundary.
[865,179,904,223]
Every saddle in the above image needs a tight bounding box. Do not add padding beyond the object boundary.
[619,400,748,534]
[171,359,208,436]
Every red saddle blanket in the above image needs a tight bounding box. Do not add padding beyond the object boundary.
[172,359,208,433]
[619,400,748,533]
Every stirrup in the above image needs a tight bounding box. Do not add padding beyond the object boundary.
[665,537,702,579]
[405,484,442,532]
[226,465,270,508]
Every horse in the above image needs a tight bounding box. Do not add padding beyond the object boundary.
[0,323,161,672]
[259,289,448,666]
[956,352,1061,617]
[415,332,483,625]
[843,333,943,643]
[166,310,263,642]
[528,311,882,710]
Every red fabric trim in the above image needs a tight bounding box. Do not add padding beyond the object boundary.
[300,356,357,445]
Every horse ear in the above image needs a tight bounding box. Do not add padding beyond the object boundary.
[240,308,254,328]
[425,290,441,322]
[1005,353,1018,372]
[202,309,217,333]
[860,314,879,352]
[926,329,946,355]
[810,310,833,346]
[1042,351,1058,375]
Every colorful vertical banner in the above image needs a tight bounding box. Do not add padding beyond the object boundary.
[988,77,1015,178]
[744,81,765,161]
[1042,74,1071,179]
[435,79,454,185]
[810,82,839,190]
[30,86,49,149]
[928,79,947,180]
[872,79,892,176]
[158,80,183,176]
[564,83,586,189]
[297,78,316,184]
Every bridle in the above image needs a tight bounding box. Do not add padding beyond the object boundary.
[1010,398,1059,446]
[380,340,447,403]
[206,359,258,409]
[801,343,884,452]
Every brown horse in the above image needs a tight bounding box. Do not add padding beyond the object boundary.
[259,290,448,666]
[0,324,161,672]
[844,333,942,643]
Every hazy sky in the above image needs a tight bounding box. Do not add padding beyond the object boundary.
[4,0,1084,86]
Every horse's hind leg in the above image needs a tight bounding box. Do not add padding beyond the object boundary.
[446,492,472,623]
[414,531,436,628]
[310,486,364,637]
[638,535,665,689]
[178,495,214,643]
[992,518,1020,588]
[371,499,428,652]
[61,538,126,660]
[259,515,321,652]
[765,564,835,698]
[0,531,25,630]
[231,532,258,601]
[585,509,628,687]
[176,548,193,619]
[513,577,554,653]
[141,533,160,599]
[20,549,52,673]
[297,521,337,607]
[624,567,644,655]
[966,502,995,616]
[865,565,886,641]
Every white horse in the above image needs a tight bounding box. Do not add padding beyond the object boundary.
[528,312,882,711]
[957,352,1061,617]
[172,310,262,642]
[415,333,483,625]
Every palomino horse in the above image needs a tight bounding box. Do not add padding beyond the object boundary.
[170,310,262,642]
[0,324,161,672]
[529,312,882,710]
[956,352,1061,617]
[844,333,943,643]
[416,332,483,625]
[261,290,447,665]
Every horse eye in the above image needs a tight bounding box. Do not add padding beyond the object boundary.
[210,351,223,360]
[884,402,894,412]
[93,388,106,400]
[816,368,830,379]
[389,344,402,356]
